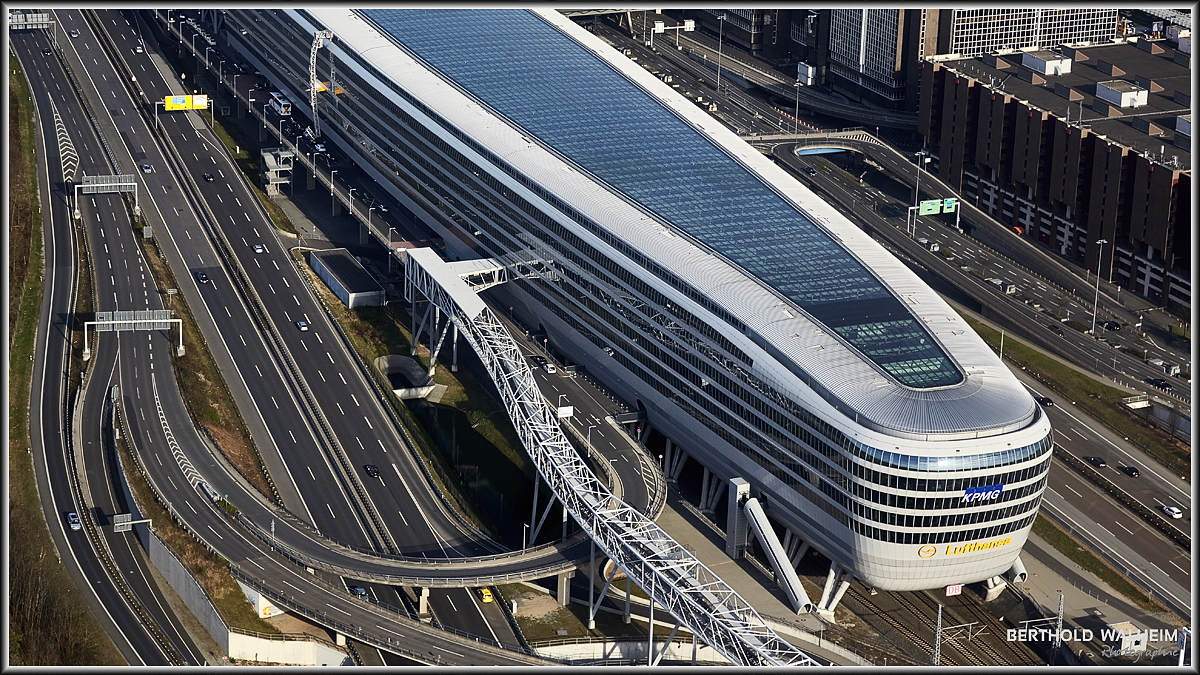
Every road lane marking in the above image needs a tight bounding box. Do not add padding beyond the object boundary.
[326,503,337,518]
[1115,521,1134,535]
[1065,484,1082,498]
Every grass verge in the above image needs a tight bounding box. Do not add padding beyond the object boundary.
[964,316,1189,478]
[1031,515,1166,614]
[292,251,525,541]
[8,52,126,666]
[117,422,279,633]
[136,235,274,498]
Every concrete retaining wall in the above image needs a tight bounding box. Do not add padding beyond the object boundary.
[534,638,730,664]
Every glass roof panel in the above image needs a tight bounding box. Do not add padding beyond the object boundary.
[360,9,962,388]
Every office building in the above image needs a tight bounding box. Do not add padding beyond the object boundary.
[920,35,1191,315]
[225,8,1052,600]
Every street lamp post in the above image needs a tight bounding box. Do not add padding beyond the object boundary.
[154,100,164,130]
[388,227,399,273]
[913,151,931,207]
[587,423,596,458]
[329,169,337,215]
[794,80,801,134]
[1090,239,1108,336]
[205,46,214,71]
[368,205,376,229]
[715,14,727,94]
[523,524,529,551]
[348,187,356,217]
[191,33,199,76]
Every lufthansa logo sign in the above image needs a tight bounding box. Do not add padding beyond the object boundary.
[918,544,937,558]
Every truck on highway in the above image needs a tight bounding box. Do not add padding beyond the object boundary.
[987,278,1016,295]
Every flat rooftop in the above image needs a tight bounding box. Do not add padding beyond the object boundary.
[938,39,1191,168]
[310,248,384,295]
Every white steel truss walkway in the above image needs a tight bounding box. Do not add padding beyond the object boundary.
[404,248,819,667]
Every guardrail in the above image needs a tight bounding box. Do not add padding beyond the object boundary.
[405,250,818,666]
[1051,446,1189,549]
[229,565,558,665]
[130,12,401,557]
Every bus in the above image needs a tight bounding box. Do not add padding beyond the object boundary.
[269,91,292,116]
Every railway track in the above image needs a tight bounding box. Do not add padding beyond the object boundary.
[891,591,986,666]
[948,589,1042,666]
[845,587,959,666]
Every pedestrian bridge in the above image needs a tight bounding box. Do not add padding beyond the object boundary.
[403,247,819,667]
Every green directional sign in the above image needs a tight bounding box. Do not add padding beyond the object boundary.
[919,199,942,215]
[943,198,958,213]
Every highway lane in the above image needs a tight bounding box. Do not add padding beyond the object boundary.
[135,9,495,562]
[88,7,590,638]
[15,26,175,666]
[779,143,1190,408]
[60,8,376,548]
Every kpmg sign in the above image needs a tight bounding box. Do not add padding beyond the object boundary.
[962,483,1004,503]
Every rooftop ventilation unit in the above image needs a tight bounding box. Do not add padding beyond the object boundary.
[1022,50,1072,76]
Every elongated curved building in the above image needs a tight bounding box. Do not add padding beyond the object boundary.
[227,8,1052,595]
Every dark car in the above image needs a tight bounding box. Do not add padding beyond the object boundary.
[1147,378,1173,393]
[1050,325,1065,336]
[531,355,547,367]
[805,167,818,176]
[1085,456,1107,468]
[202,173,214,182]
[363,464,380,478]
[1122,466,1141,478]
[1035,396,1054,407]
[1101,321,1121,331]
[348,585,369,599]
[42,47,53,56]
[196,271,209,284]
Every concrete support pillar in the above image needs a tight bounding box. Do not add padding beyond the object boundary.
[818,562,840,609]
[703,470,723,516]
[828,577,852,614]
[638,424,651,444]
[359,220,369,245]
[699,467,712,511]
[789,542,810,569]
[306,165,315,190]
[670,450,688,482]
[623,577,631,624]
[587,541,596,629]
[335,633,346,646]
[557,570,575,607]
[983,575,1006,602]
[332,196,341,216]
[663,439,674,482]
[725,477,750,558]
[418,587,430,616]
[782,530,794,555]
[450,323,459,372]
[562,498,569,540]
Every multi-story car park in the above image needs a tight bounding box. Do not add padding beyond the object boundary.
[224,8,1052,607]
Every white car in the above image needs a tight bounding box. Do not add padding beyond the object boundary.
[141,163,152,174]
[68,29,80,38]
[253,244,266,254]
[67,512,82,531]
[1162,505,1183,519]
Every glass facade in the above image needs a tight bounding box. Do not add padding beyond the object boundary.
[358,8,962,390]
[237,8,1051,556]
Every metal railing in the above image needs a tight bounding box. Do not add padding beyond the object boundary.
[405,250,818,666]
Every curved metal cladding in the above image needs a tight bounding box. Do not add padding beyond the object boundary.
[281,7,1052,593]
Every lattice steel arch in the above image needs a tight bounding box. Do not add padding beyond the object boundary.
[405,249,819,667]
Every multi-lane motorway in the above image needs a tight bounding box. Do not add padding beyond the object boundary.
[21,8,1190,666]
